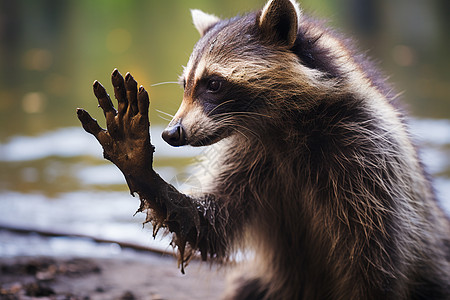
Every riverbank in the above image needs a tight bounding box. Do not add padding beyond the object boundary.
[0,245,225,299]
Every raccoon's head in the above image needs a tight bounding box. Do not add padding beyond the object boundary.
[162,0,305,147]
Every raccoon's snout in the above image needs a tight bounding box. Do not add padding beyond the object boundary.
[162,121,187,147]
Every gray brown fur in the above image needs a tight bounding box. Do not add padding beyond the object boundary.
[161,0,450,299]
[150,0,450,299]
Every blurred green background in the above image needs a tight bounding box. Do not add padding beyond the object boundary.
[1,0,449,138]
[0,0,449,256]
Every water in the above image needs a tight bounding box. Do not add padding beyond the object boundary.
[0,0,449,257]
[0,126,203,256]
[0,119,449,257]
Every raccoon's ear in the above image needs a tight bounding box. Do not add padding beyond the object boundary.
[258,0,301,47]
[191,9,221,37]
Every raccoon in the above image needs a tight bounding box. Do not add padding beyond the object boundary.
[78,0,450,299]
[161,0,450,299]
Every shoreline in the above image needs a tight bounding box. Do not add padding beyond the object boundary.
[0,254,226,300]
[0,231,226,300]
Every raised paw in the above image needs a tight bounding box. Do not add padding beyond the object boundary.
[77,69,154,176]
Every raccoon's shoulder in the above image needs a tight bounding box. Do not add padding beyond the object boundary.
[293,15,394,102]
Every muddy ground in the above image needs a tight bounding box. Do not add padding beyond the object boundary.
[0,253,226,300]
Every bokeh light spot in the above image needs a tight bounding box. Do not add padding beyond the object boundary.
[22,49,53,71]
[22,92,47,114]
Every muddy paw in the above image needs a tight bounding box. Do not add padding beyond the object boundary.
[77,69,154,177]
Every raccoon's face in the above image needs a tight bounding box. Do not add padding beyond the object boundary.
[162,0,301,147]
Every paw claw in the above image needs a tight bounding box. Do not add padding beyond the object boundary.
[125,73,137,89]
[111,69,125,87]
[76,108,89,122]
[93,80,108,99]
[76,108,91,124]
[76,108,105,137]
[137,86,150,115]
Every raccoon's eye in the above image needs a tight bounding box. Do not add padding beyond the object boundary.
[206,79,222,93]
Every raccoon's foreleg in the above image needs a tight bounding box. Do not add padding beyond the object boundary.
[77,69,228,273]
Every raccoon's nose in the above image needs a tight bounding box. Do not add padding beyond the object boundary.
[162,122,187,147]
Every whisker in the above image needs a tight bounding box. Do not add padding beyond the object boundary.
[234,124,262,142]
[151,81,179,87]
[157,114,172,122]
[207,99,236,117]
[215,117,252,141]
[156,109,174,118]
[212,116,264,146]
[232,127,250,142]
[212,111,272,119]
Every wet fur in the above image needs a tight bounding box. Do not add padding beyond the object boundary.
[167,1,450,299]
